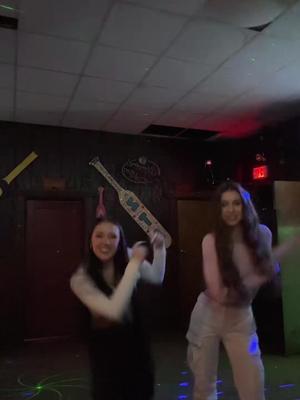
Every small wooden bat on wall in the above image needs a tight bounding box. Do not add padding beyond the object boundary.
[89,156,172,248]
[0,151,38,198]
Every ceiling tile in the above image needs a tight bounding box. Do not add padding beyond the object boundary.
[123,85,183,110]
[233,82,300,110]
[250,69,300,99]
[18,32,90,73]
[17,67,78,96]
[0,28,16,64]
[0,109,13,122]
[173,91,230,114]
[144,57,212,90]
[74,76,135,103]
[120,0,206,16]
[99,3,187,54]
[63,100,118,130]
[269,62,300,93]
[113,103,161,124]
[201,0,289,28]
[112,104,162,122]
[16,92,69,125]
[192,115,226,131]
[155,109,204,128]
[166,18,255,65]
[0,0,298,134]
[0,89,14,120]
[0,64,15,90]
[265,2,300,40]
[216,91,272,115]
[0,88,13,107]
[194,66,269,97]
[85,45,156,82]
[223,35,298,75]
[18,0,112,41]
[103,117,150,134]
[16,91,69,111]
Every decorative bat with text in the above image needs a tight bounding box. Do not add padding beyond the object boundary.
[89,156,172,248]
[0,151,38,198]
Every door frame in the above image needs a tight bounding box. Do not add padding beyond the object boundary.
[165,191,213,329]
[15,190,97,341]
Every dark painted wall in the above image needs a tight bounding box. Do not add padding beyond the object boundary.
[2,117,300,346]
[0,121,207,343]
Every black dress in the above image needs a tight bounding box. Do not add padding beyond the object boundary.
[87,279,154,400]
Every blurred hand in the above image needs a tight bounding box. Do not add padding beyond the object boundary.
[150,230,165,250]
[131,241,148,263]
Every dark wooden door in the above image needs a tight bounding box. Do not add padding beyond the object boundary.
[177,199,213,327]
[25,200,84,340]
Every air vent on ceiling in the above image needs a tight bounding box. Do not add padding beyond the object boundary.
[142,124,218,140]
[180,128,217,140]
[0,15,18,30]
[248,21,271,32]
[142,124,183,137]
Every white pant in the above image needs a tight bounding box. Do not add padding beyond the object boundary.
[186,293,265,400]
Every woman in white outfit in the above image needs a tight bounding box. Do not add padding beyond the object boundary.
[70,217,166,400]
[187,180,298,400]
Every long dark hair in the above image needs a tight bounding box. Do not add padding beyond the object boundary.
[213,181,273,302]
[86,217,129,296]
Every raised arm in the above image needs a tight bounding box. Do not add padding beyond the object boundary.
[70,249,146,322]
[260,223,300,267]
[134,231,166,284]
[273,235,300,263]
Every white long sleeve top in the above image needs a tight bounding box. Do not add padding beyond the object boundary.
[70,246,166,323]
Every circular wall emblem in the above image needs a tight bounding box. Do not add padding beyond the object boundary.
[122,157,160,184]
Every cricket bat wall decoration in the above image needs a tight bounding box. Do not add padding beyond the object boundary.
[89,156,172,248]
[0,151,38,198]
